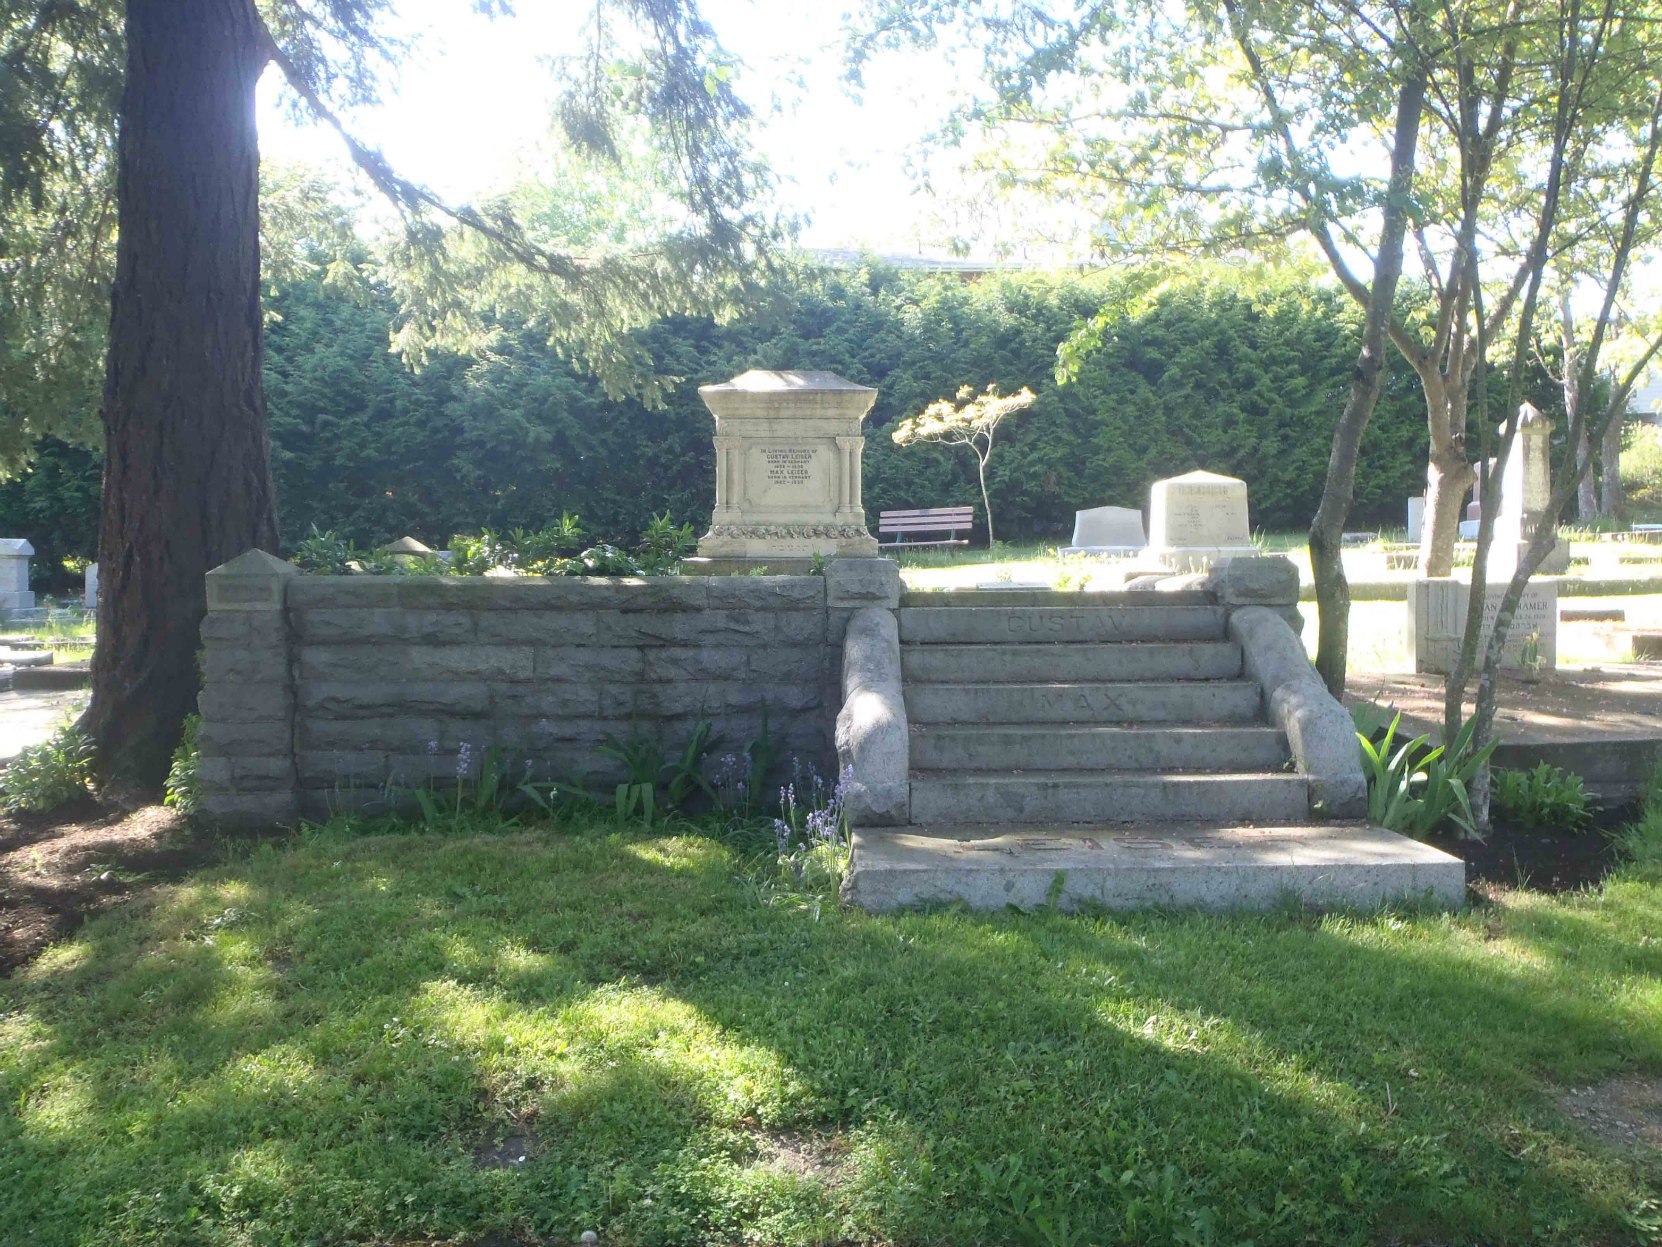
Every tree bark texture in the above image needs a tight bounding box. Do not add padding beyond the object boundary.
[83,0,279,787]
[1418,370,1474,577]
[1600,413,1623,519]
[1310,62,1425,696]
[1562,295,1599,520]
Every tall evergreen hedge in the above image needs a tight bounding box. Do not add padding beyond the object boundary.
[0,261,1463,585]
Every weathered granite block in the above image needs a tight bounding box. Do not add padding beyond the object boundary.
[300,681,492,717]
[823,558,901,609]
[298,644,535,683]
[293,609,478,644]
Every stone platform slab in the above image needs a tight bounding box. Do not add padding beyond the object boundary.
[844,823,1465,913]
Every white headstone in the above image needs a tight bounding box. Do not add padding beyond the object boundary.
[694,369,881,570]
[1145,470,1256,573]
[1488,404,1570,575]
[1406,577,1557,674]
[84,562,98,610]
[1063,506,1145,555]
[1406,496,1424,543]
[0,539,35,611]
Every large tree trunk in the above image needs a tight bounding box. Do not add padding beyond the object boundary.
[82,0,279,788]
[1600,411,1624,519]
[1418,372,1473,576]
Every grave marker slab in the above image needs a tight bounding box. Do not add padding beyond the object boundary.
[1062,505,1144,556]
[1406,577,1557,674]
[1145,470,1256,573]
[0,539,35,612]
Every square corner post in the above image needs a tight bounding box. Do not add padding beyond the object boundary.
[197,549,300,826]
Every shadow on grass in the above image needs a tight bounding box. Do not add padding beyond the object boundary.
[2,825,1659,1246]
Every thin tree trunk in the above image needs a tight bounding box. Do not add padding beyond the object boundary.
[1600,412,1624,519]
[82,0,279,788]
[976,451,994,547]
[1311,60,1425,696]
[1563,294,1598,520]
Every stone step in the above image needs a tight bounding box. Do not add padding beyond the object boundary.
[909,771,1310,824]
[901,641,1241,684]
[910,723,1289,772]
[899,604,1228,645]
[843,823,1466,912]
[904,680,1262,725]
[900,589,1216,609]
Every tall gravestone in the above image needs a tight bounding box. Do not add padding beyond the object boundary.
[1406,496,1424,543]
[1488,403,1570,575]
[1145,470,1256,573]
[0,540,35,612]
[693,369,881,574]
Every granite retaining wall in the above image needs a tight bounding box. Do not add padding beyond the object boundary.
[197,551,898,824]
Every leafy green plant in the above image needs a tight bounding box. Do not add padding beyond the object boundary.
[1356,711,1498,839]
[663,720,720,809]
[1492,762,1596,832]
[598,729,666,824]
[3,724,95,814]
[404,745,553,830]
[163,714,202,816]
[1613,765,1662,865]
[635,513,695,575]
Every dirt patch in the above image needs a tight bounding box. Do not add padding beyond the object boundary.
[1349,666,1662,745]
[0,800,249,975]
[1560,1074,1662,1152]
[752,1128,851,1184]
[474,1131,538,1171]
[1430,806,1632,895]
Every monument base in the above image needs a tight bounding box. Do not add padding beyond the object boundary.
[0,591,36,612]
[1406,577,1558,675]
[684,555,826,576]
[1143,545,1259,575]
[695,524,879,574]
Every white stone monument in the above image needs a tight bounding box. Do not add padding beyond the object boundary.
[84,562,98,610]
[1061,505,1145,556]
[694,369,881,573]
[1488,403,1570,575]
[1406,577,1557,674]
[0,540,35,612]
[1406,495,1424,543]
[1145,470,1256,573]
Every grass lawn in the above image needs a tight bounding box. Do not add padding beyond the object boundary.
[4,819,1662,1246]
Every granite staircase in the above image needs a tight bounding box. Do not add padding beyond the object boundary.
[843,588,1465,912]
[901,590,1307,825]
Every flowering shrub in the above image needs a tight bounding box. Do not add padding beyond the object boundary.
[773,762,853,888]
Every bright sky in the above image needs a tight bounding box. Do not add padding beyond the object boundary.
[254,0,977,254]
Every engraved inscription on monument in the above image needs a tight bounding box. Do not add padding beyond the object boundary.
[764,447,814,484]
[747,444,832,508]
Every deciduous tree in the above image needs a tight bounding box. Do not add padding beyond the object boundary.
[1,0,779,787]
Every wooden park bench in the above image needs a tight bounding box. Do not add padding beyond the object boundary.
[878,506,976,548]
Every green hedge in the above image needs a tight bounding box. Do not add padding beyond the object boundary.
[0,262,1507,583]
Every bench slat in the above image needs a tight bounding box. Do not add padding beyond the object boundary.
[879,519,972,531]
[880,507,975,519]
